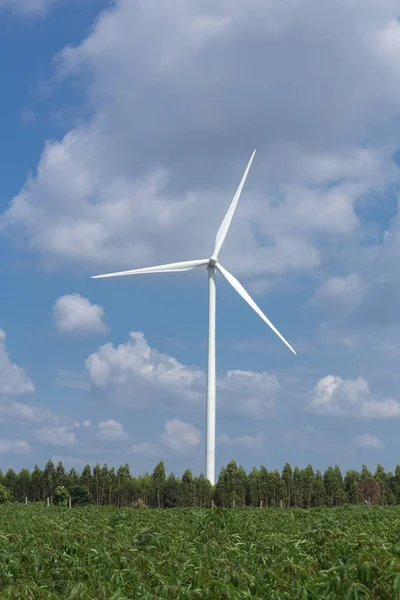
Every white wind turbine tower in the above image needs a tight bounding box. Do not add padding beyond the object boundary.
[92,151,296,485]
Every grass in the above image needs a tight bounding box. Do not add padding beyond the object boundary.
[1,504,400,599]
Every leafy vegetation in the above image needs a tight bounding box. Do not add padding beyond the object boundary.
[0,485,10,504]
[53,485,70,507]
[0,504,400,599]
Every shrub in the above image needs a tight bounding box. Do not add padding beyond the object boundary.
[0,485,10,504]
[53,485,70,507]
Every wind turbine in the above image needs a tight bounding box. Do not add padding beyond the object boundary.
[92,150,296,486]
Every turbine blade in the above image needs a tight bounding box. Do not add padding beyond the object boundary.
[213,150,256,259]
[91,258,208,279]
[216,263,296,355]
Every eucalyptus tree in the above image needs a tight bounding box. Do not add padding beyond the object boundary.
[151,461,166,508]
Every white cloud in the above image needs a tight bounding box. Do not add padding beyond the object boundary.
[131,418,200,457]
[2,0,400,278]
[353,433,384,449]
[218,431,265,450]
[86,331,204,407]
[52,294,107,335]
[218,370,278,419]
[131,441,159,458]
[0,329,52,427]
[35,426,77,446]
[86,331,278,418]
[0,439,30,455]
[56,370,90,390]
[0,328,34,396]
[246,278,270,298]
[97,419,128,441]
[308,374,400,418]
[160,418,201,453]
[310,274,366,312]
[0,398,55,424]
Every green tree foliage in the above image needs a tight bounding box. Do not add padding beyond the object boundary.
[4,469,17,499]
[2,457,400,510]
[394,465,400,503]
[54,461,66,489]
[30,464,44,502]
[68,467,80,489]
[281,462,292,507]
[53,485,70,507]
[344,469,360,504]
[70,485,90,506]
[194,474,213,508]
[374,464,395,505]
[258,466,269,507]
[137,473,152,505]
[301,465,315,508]
[291,467,302,507]
[0,484,10,504]
[181,469,195,507]
[43,459,55,500]
[163,473,181,508]
[151,461,166,508]
[15,468,30,502]
[312,470,326,506]
[116,464,131,507]
[265,469,281,507]
[248,466,262,506]
[214,460,248,507]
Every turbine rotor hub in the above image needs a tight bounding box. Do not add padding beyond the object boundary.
[208,256,217,267]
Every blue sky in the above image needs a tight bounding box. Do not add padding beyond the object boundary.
[1,0,400,478]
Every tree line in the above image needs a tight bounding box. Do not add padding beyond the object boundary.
[0,459,398,508]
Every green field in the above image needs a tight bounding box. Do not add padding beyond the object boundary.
[1,504,400,599]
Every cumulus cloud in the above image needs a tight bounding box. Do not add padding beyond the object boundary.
[97,419,128,441]
[280,425,321,447]
[218,370,278,419]
[52,294,107,335]
[308,375,400,418]
[0,439,30,455]
[86,331,279,418]
[0,398,55,424]
[2,0,400,279]
[246,278,270,298]
[353,279,400,328]
[132,418,200,457]
[131,441,159,458]
[353,433,384,449]
[86,331,204,407]
[0,329,54,426]
[160,418,201,453]
[34,426,77,446]
[218,431,265,450]
[0,328,34,395]
[310,274,366,313]
[56,370,91,390]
